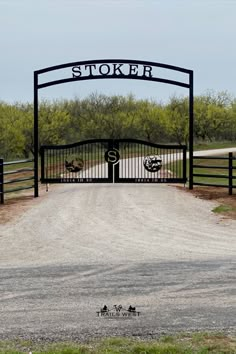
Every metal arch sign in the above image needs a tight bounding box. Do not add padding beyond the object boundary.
[34,59,193,89]
[34,59,194,197]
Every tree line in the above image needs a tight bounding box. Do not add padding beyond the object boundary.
[1,91,236,159]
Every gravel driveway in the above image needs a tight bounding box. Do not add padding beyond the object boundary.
[0,180,235,342]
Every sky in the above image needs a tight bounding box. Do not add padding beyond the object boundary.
[0,0,236,104]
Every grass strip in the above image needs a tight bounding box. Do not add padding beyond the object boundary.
[0,333,235,353]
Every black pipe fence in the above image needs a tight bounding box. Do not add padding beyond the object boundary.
[0,158,34,204]
[193,152,236,195]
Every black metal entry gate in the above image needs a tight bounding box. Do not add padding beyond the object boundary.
[40,139,187,184]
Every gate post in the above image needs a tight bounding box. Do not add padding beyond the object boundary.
[189,71,194,189]
[0,158,4,204]
[34,71,39,197]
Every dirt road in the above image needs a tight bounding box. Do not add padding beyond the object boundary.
[0,182,235,341]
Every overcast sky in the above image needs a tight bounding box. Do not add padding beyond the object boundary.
[0,0,235,103]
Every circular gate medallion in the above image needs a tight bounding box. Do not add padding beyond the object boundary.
[65,157,84,172]
[104,148,120,165]
[143,155,162,172]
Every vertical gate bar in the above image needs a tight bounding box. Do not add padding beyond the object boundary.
[102,143,104,179]
[96,143,97,179]
[143,144,145,179]
[55,149,57,179]
[48,150,49,180]
[229,152,233,195]
[80,145,82,178]
[82,144,84,178]
[34,71,39,197]
[97,143,98,179]
[56,149,58,179]
[108,140,113,182]
[145,145,147,179]
[96,142,98,179]
[131,143,133,179]
[98,142,100,179]
[172,148,174,179]
[140,143,142,179]
[0,158,4,204]
[142,144,144,179]
[47,150,49,180]
[93,144,94,179]
[178,149,180,179]
[94,144,95,179]
[176,149,177,179]
[57,150,60,178]
[52,149,54,180]
[105,142,107,179]
[92,144,93,180]
[175,149,177,179]
[90,145,91,180]
[41,148,45,183]
[62,148,64,180]
[56,150,61,178]
[58,149,60,179]
[88,144,93,178]
[175,149,176,179]
[55,149,57,180]
[114,140,119,182]
[138,143,139,180]
[183,146,187,183]
[128,143,130,178]
[88,145,89,179]
[189,71,194,189]
[125,143,127,178]
[101,143,102,179]
[130,143,132,179]
[167,148,169,180]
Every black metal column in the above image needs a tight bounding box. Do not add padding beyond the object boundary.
[189,71,194,189]
[34,72,39,197]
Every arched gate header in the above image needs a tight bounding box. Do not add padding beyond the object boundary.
[34,59,194,196]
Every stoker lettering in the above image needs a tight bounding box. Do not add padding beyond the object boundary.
[72,63,153,79]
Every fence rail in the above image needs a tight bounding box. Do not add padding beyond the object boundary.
[193,152,236,195]
[0,158,34,204]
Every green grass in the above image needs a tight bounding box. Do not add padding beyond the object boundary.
[0,333,235,354]
[213,204,236,213]
[194,141,236,151]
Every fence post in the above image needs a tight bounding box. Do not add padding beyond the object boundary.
[229,152,233,196]
[0,158,4,204]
